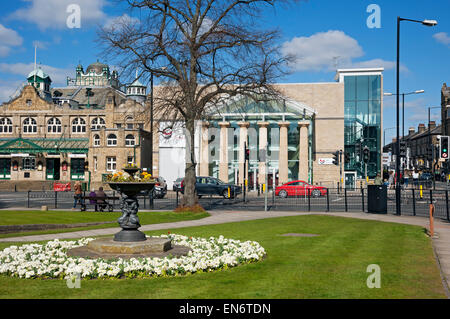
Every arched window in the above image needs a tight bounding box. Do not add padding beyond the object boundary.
[126,116,133,129]
[72,117,86,133]
[125,134,135,147]
[0,118,13,133]
[93,134,100,147]
[91,117,106,130]
[47,117,61,133]
[107,134,117,146]
[23,117,37,134]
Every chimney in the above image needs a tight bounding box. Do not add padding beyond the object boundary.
[429,121,436,130]
[408,127,415,135]
[418,123,426,133]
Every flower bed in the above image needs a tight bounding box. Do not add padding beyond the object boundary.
[0,234,266,279]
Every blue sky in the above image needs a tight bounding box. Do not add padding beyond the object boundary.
[0,0,448,144]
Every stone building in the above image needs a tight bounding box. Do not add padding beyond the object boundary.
[0,62,154,190]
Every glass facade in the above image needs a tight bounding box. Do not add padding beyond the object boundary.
[344,75,382,178]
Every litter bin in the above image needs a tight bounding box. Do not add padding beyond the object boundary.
[367,185,387,214]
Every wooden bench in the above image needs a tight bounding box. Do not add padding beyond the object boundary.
[79,196,120,212]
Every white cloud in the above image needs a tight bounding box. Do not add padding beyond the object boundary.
[0,24,23,57]
[32,40,49,50]
[0,79,26,104]
[282,30,400,72]
[433,32,450,47]
[104,13,140,30]
[8,0,107,30]
[0,62,72,85]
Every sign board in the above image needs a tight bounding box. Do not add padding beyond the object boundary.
[11,153,29,157]
[382,153,390,165]
[318,158,334,165]
[69,154,86,158]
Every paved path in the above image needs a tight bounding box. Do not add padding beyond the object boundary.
[0,210,449,296]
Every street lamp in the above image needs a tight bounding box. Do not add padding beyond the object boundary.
[428,106,441,190]
[395,16,437,216]
[384,90,425,139]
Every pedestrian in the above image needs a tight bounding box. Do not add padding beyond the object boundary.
[403,170,409,189]
[412,170,419,188]
[72,181,83,210]
[374,173,382,185]
[89,188,97,211]
[388,171,394,189]
[95,186,107,212]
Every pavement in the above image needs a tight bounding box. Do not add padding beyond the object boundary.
[0,209,449,297]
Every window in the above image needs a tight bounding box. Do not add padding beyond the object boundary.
[26,99,32,107]
[106,157,116,171]
[125,134,135,147]
[115,123,122,128]
[0,118,12,133]
[23,117,37,134]
[91,117,106,130]
[93,134,100,147]
[107,134,117,146]
[72,117,86,133]
[127,156,134,165]
[126,123,133,129]
[94,156,98,171]
[47,117,62,133]
[22,157,36,170]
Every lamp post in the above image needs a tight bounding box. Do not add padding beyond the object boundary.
[384,90,425,139]
[428,106,441,190]
[395,17,437,216]
[383,127,396,148]
[149,71,154,176]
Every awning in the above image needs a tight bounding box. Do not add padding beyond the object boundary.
[0,137,89,154]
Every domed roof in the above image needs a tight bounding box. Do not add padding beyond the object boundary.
[86,61,109,74]
[27,67,51,81]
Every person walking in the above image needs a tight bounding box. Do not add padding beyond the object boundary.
[72,181,83,210]
[388,171,394,189]
[403,170,409,189]
[412,170,419,188]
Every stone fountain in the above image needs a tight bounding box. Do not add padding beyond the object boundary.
[67,166,190,259]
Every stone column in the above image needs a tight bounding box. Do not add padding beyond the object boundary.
[278,122,290,185]
[238,121,250,186]
[298,121,310,182]
[218,121,230,182]
[199,121,210,176]
[257,122,269,188]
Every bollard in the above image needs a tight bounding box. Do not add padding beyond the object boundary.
[308,188,311,211]
[361,187,365,212]
[412,188,416,216]
[228,187,230,199]
[446,190,449,222]
[27,190,30,208]
[326,188,330,212]
[344,187,348,212]
[54,191,58,209]
[420,185,423,199]
[429,204,434,237]
[176,190,179,207]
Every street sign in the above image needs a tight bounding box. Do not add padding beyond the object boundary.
[318,158,334,165]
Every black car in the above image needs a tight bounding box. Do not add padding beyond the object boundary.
[181,176,242,199]
[173,177,183,191]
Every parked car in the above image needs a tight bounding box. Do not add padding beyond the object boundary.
[173,177,184,191]
[180,176,242,199]
[152,176,167,199]
[275,180,327,198]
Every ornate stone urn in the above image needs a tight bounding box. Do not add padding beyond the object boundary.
[108,168,155,242]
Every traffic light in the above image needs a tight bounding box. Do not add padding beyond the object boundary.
[362,146,370,163]
[399,141,407,158]
[244,143,250,161]
[332,151,339,166]
[440,136,449,160]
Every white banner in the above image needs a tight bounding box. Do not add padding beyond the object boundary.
[318,158,334,165]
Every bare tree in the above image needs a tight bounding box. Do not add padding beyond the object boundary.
[98,0,297,207]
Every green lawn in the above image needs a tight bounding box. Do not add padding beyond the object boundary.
[0,214,446,299]
[0,210,210,238]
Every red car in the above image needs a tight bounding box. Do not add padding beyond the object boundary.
[275,180,327,198]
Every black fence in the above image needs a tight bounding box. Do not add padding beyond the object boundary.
[3,186,449,222]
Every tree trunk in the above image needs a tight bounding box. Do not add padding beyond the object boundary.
[182,119,198,207]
